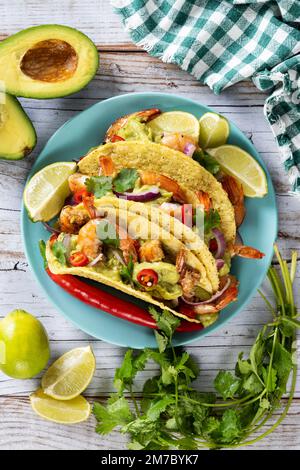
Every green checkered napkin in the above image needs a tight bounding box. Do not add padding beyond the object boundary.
[112,0,300,193]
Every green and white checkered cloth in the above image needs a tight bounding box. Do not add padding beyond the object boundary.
[112,0,300,193]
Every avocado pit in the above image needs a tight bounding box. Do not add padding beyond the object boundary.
[20,39,78,83]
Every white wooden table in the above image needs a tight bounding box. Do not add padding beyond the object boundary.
[0,1,299,450]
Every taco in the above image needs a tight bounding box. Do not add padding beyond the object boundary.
[46,203,238,326]
[77,141,236,244]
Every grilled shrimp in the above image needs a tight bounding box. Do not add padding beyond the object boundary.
[221,175,245,227]
[59,205,90,234]
[77,219,103,260]
[105,108,161,142]
[160,132,197,154]
[99,155,117,177]
[139,240,165,263]
[196,190,211,212]
[228,244,265,259]
[68,173,88,193]
[140,171,187,203]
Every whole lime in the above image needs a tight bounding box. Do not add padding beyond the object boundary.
[0,310,50,379]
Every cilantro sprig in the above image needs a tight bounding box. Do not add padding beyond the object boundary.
[85,176,113,198]
[85,168,139,198]
[93,245,299,449]
[113,168,139,193]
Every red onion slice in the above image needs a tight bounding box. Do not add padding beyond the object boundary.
[181,277,231,306]
[212,228,226,259]
[216,258,225,270]
[42,222,60,234]
[183,142,196,156]
[88,252,104,267]
[114,186,160,202]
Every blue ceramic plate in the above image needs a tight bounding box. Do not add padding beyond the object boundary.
[21,92,277,348]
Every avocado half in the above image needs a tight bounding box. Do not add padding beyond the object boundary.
[0,93,37,160]
[0,25,99,99]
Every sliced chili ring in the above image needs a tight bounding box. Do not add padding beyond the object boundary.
[137,268,159,288]
[69,251,89,267]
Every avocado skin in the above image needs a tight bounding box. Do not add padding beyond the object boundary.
[0,24,99,99]
[0,94,37,160]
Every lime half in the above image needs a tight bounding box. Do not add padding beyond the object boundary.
[147,111,200,141]
[199,112,229,148]
[207,145,268,197]
[24,161,77,222]
[30,389,91,424]
[41,346,96,401]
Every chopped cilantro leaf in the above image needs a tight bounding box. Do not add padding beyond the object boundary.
[113,168,139,192]
[85,175,113,198]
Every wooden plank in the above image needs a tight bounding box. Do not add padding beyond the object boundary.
[0,0,131,45]
[0,396,299,450]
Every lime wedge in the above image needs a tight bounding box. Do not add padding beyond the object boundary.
[30,389,91,424]
[41,346,95,401]
[24,161,77,222]
[207,145,268,197]
[199,112,229,148]
[147,111,200,141]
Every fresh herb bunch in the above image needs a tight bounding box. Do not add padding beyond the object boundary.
[93,246,299,449]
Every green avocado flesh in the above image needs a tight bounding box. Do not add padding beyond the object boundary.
[0,25,99,99]
[0,94,36,160]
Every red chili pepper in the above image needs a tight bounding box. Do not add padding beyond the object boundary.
[110,135,125,142]
[46,268,203,332]
[73,188,91,204]
[137,269,159,288]
[69,252,89,267]
[178,302,198,319]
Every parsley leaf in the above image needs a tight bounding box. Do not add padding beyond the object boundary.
[149,307,180,352]
[214,371,241,400]
[113,168,139,192]
[114,349,149,394]
[51,240,67,265]
[218,409,242,444]
[85,175,113,198]
[149,307,180,338]
[93,397,133,435]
